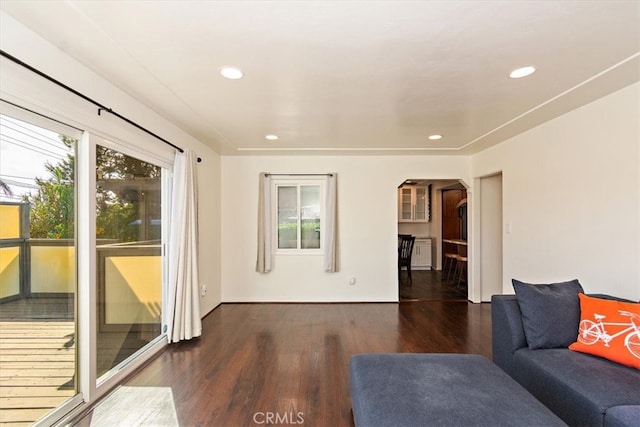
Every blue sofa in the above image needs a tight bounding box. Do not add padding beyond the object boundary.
[492,295,640,426]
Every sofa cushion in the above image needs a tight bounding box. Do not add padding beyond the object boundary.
[513,278,584,349]
[569,294,640,369]
[513,348,640,426]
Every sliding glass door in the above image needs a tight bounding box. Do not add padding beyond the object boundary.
[95,144,164,379]
[0,111,79,424]
[0,104,170,425]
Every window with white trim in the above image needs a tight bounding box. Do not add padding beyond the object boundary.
[272,179,325,254]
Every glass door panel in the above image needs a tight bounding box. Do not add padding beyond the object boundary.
[95,145,162,378]
[401,188,412,220]
[415,187,426,220]
[0,113,78,424]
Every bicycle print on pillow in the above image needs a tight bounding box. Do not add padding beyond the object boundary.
[569,294,640,370]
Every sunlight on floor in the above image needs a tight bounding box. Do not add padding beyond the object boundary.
[90,386,178,426]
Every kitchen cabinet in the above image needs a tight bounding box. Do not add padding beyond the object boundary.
[411,238,432,270]
[398,186,430,222]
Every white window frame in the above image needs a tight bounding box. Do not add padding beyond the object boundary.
[271,178,326,255]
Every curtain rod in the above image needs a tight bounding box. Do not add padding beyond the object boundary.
[0,49,202,162]
[265,173,333,177]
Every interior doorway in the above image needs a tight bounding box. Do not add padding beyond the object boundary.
[397,179,469,301]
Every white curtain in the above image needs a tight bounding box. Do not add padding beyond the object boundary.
[167,148,201,343]
[256,173,272,273]
[324,174,338,272]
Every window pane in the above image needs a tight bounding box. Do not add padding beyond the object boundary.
[277,186,297,249]
[0,114,77,424]
[96,146,162,378]
[300,185,320,249]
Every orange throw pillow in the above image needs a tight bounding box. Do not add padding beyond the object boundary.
[569,294,640,369]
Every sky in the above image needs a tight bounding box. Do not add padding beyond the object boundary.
[0,114,73,203]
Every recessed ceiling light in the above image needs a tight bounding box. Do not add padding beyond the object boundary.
[428,134,443,140]
[219,67,244,80]
[265,134,279,141]
[509,65,536,79]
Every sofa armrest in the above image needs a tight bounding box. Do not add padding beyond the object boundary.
[491,295,527,372]
[605,405,640,427]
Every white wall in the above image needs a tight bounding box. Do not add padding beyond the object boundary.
[221,155,471,302]
[0,12,223,315]
[478,173,503,302]
[397,222,432,238]
[197,158,222,315]
[472,83,640,301]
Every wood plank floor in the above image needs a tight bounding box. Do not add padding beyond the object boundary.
[0,320,75,426]
[399,269,468,301]
[76,301,492,427]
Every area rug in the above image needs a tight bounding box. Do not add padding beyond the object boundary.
[89,386,179,426]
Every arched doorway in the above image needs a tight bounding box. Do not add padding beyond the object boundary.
[397,179,469,301]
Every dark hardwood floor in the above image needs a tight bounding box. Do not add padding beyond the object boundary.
[75,301,492,426]
[399,269,467,301]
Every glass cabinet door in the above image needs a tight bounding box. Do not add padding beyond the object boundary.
[401,188,412,220]
[398,186,430,222]
[415,187,427,220]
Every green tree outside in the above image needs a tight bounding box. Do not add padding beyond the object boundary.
[24,136,159,242]
[23,136,75,239]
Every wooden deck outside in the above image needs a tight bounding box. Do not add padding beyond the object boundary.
[0,296,160,426]
[0,321,75,426]
[0,297,76,427]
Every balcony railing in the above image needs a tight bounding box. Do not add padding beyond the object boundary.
[0,234,161,425]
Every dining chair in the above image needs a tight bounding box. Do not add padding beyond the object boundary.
[398,234,416,285]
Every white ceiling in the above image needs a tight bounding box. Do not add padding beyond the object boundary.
[1,1,639,155]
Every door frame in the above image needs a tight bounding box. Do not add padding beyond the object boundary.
[470,172,503,303]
